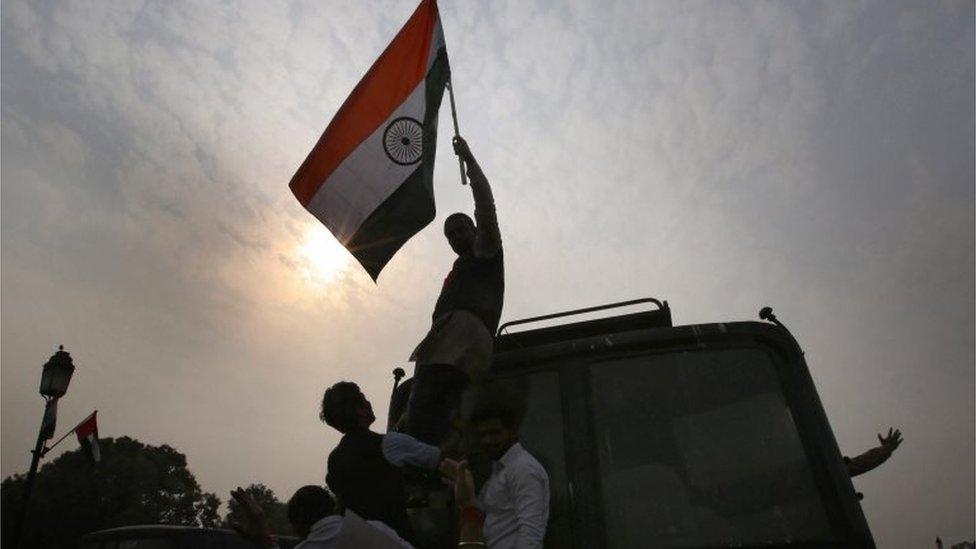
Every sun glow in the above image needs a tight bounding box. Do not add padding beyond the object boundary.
[298,225,350,286]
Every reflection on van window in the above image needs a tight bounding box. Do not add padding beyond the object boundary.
[590,348,834,548]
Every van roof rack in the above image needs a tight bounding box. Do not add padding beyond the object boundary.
[495,297,671,352]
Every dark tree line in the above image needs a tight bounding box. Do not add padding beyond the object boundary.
[1,436,290,549]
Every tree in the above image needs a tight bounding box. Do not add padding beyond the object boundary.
[197,492,223,528]
[1,436,221,549]
[224,483,291,536]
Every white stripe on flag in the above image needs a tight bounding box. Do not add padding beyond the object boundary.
[306,82,428,243]
[427,19,445,70]
[87,433,101,462]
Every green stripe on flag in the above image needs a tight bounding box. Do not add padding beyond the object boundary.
[347,47,450,281]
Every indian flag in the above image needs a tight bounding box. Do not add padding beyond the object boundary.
[75,411,100,463]
[289,0,450,280]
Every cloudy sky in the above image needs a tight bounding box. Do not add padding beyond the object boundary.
[2,0,973,546]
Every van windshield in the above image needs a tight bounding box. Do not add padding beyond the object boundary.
[589,347,835,548]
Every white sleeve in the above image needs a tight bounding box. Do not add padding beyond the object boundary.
[381,432,442,469]
[365,520,415,548]
[511,463,550,548]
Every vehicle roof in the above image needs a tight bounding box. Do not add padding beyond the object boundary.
[493,318,801,375]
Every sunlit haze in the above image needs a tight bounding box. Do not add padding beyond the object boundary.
[298,225,352,287]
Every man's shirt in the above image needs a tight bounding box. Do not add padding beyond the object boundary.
[287,513,412,549]
[432,251,504,333]
[431,161,504,333]
[326,430,440,542]
[478,442,550,549]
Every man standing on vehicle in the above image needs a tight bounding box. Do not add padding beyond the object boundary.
[406,135,504,446]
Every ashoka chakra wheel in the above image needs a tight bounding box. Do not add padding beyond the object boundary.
[383,117,424,165]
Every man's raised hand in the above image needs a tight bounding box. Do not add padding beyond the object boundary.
[441,459,477,509]
[878,427,903,453]
[439,457,460,479]
[440,457,476,506]
[229,487,273,548]
[453,135,475,164]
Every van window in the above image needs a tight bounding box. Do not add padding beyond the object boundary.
[506,370,572,547]
[589,348,834,547]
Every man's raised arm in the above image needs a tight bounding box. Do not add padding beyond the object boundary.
[845,427,903,477]
[453,136,501,258]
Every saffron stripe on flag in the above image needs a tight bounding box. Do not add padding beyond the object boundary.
[289,0,439,206]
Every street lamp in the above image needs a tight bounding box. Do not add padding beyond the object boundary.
[16,345,76,548]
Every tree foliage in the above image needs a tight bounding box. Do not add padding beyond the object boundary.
[197,492,223,528]
[224,483,291,536]
[1,436,221,549]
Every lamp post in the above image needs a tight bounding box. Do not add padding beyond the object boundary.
[15,345,75,548]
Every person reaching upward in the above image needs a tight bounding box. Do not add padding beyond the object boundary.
[407,135,504,446]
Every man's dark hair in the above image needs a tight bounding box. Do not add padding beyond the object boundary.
[320,381,362,433]
[471,402,521,430]
[287,485,336,528]
[445,212,475,228]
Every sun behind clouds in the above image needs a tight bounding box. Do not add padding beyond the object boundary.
[298,224,350,286]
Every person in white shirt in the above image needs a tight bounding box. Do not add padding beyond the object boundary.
[468,404,550,549]
[229,485,413,548]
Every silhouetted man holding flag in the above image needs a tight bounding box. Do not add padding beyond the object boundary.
[407,135,503,445]
[285,0,501,446]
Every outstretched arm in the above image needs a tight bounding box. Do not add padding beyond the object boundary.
[382,431,442,469]
[845,427,902,477]
[454,136,501,258]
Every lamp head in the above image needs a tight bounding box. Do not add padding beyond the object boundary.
[40,345,74,398]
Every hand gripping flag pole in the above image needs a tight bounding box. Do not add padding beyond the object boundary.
[445,79,467,186]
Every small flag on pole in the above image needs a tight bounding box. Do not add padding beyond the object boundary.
[75,411,100,463]
[289,0,450,280]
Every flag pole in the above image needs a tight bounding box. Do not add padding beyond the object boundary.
[445,79,468,186]
[41,410,96,457]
